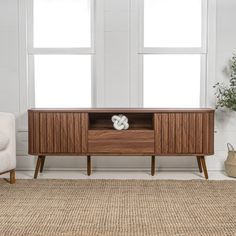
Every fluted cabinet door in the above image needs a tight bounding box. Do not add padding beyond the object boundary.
[154,112,214,155]
[28,112,82,154]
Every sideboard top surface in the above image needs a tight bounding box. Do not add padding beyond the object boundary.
[28,108,214,113]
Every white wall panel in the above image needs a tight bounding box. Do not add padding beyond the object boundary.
[0,0,19,114]
[104,32,130,107]
[104,0,130,11]
[0,0,236,171]
[105,11,129,32]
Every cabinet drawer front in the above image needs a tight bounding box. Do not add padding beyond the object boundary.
[88,130,154,154]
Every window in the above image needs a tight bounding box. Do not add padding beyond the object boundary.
[28,0,93,108]
[142,0,207,108]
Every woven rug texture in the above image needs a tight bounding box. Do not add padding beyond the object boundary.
[0,179,236,236]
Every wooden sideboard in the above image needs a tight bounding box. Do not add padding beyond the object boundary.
[28,108,214,179]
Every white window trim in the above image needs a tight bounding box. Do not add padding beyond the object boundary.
[26,0,95,108]
[130,0,216,108]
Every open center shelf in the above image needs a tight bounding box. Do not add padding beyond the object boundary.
[88,113,154,130]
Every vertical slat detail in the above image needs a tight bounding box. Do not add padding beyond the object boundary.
[168,113,175,153]
[54,113,61,153]
[81,113,88,153]
[175,113,182,154]
[182,113,189,153]
[189,113,196,153]
[28,112,34,154]
[196,113,203,154]
[208,112,214,154]
[39,113,47,153]
[60,113,68,153]
[34,112,40,154]
[203,112,210,154]
[46,113,54,153]
[161,114,169,154]
[154,113,162,154]
[67,113,75,153]
[74,113,82,153]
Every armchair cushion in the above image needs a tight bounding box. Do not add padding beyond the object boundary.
[0,132,9,151]
[0,112,16,173]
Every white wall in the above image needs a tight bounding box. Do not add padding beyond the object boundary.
[0,0,236,171]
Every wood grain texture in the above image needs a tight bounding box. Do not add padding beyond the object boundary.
[189,113,196,153]
[168,113,175,153]
[182,113,189,153]
[28,112,34,154]
[74,113,82,153]
[175,113,182,154]
[88,130,154,154]
[60,113,68,153]
[34,112,40,154]
[39,113,47,153]
[53,113,61,153]
[208,112,215,154]
[29,108,214,113]
[46,113,54,153]
[154,114,162,154]
[81,113,88,154]
[154,112,214,155]
[161,114,169,154]
[195,113,203,154]
[67,113,75,153]
[28,109,214,156]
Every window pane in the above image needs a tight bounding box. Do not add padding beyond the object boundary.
[34,55,91,108]
[143,55,201,108]
[144,0,202,47]
[33,0,91,48]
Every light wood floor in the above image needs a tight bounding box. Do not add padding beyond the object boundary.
[0,170,235,180]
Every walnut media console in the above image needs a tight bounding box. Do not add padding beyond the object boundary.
[28,108,214,179]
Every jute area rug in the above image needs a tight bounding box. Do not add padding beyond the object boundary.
[0,179,236,236]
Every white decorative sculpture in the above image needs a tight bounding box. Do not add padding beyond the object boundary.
[111,114,129,130]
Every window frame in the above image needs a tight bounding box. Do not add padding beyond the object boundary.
[138,0,209,108]
[26,0,95,108]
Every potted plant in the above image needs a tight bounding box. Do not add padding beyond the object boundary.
[214,54,236,177]
[214,54,236,111]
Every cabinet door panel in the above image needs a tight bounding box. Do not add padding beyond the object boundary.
[37,112,82,154]
[155,112,214,155]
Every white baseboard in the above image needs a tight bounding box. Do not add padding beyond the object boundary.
[15,167,224,172]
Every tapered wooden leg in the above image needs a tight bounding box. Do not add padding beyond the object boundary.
[40,156,46,173]
[200,156,208,180]
[10,169,16,184]
[196,156,202,173]
[87,156,91,176]
[151,156,155,176]
[34,156,42,179]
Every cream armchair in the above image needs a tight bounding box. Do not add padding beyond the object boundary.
[0,113,16,184]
